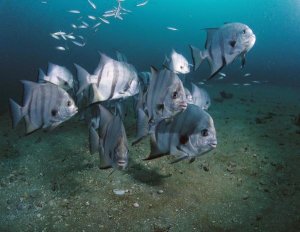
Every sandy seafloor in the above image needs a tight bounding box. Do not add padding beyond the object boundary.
[0,83,299,232]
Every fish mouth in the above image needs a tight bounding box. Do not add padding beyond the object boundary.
[209,142,217,148]
[117,160,127,168]
[179,102,188,110]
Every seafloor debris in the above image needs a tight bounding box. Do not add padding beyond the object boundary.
[294,114,300,126]
[219,90,233,99]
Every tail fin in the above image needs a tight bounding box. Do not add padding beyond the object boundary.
[190,45,206,71]
[74,64,90,94]
[9,99,24,128]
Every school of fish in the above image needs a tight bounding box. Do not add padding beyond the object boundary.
[10,1,257,171]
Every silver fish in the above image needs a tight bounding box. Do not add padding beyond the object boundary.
[137,0,148,7]
[244,73,252,77]
[190,83,211,110]
[55,46,66,51]
[88,104,128,170]
[190,22,256,80]
[68,10,80,14]
[144,104,217,163]
[87,0,96,9]
[164,49,190,74]
[76,53,139,104]
[133,68,187,144]
[167,27,178,31]
[9,81,77,134]
[38,63,74,91]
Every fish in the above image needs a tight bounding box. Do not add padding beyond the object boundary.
[72,40,86,47]
[78,25,88,29]
[232,83,239,86]
[190,22,256,80]
[38,63,74,91]
[87,0,97,9]
[167,27,178,31]
[88,15,96,20]
[137,1,148,7]
[76,53,139,105]
[144,104,217,163]
[252,80,260,84]
[50,33,60,40]
[55,46,66,51]
[163,49,190,74]
[93,22,101,28]
[68,10,80,14]
[243,83,251,86]
[65,34,75,40]
[244,73,252,77]
[217,76,225,80]
[133,68,187,144]
[81,21,89,27]
[71,24,77,29]
[189,83,211,110]
[9,81,77,134]
[219,72,226,77]
[88,104,128,170]
[99,17,110,24]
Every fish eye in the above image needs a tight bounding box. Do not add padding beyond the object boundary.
[64,81,68,86]
[242,29,246,34]
[201,129,209,137]
[172,91,178,99]
[51,109,58,116]
[180,65,183,69]
[67,100,72,107]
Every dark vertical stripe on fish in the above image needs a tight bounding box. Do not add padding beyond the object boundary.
[97,64,104,88]
[219,33,226,66]
[108,61,119,100]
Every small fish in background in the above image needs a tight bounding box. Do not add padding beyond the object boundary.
[50,33,60,40]
[68,10,81,14]
[87,0,97,10]
[9,81,77,134]
[198,81,205,85]
[190,22,256,80]
[72,40,86,47]
[190,83,211,110]
[252,80,260,84]
[163,49,190,74]
[71,24,77,29]
[93,22,101,29]
[88,104,128,170]
[75,53,139,105]
[38,63,74,91]
[133,68,187,145]
[136,0,148,7]
[144,104,217,163]
[99,17,110,24]
[219,72,226,77]
[166,27,178,31]
[41,1,47,4]
[88,15,97,20]
[243,83,251,86]
[244,73,252,77]
[232,83,240,86]
[55,46,67,51]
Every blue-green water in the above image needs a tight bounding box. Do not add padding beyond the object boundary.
[1,0,300,113]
